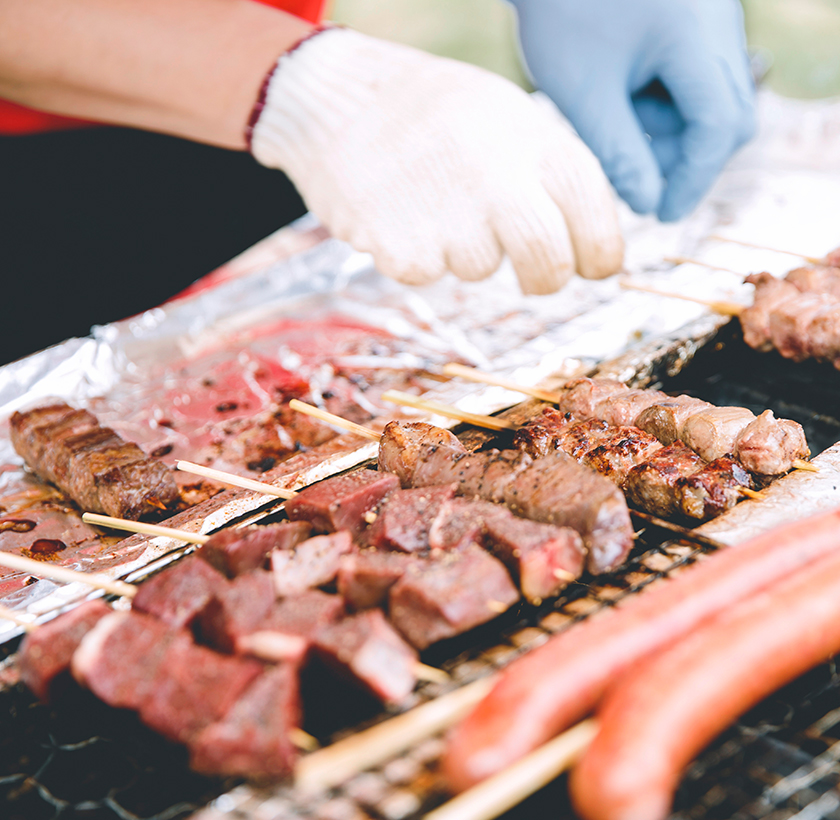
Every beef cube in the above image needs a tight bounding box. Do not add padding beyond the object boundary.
[18,599,111,702]
[237,590,345,661]
[284,470,399,535]
[427,502,484,551]
[140,639,263,743]
[635,396,713,445]
[196,570,277,652]
[272,530,353,597]
[189,663,301,779]
[314,609,418,704]
[624,442,705,518]
[389,545,519,650]
[72,611,182,710]
[198,521,312,577]
[365,484,457,552]
[676,457,753,521]
[378,421,466,487]
[337,550,420,610]
[580,428,663,487]
[132,556,228,629]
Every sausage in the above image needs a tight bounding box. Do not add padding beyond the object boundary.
[570,544,840,820]
[442,507,840,792]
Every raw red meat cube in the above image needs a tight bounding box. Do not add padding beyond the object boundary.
[198,521,312,577]
[272,530,353,597]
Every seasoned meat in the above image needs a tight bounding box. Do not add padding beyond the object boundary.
[284,469,399,535]
[314,609,418,704]
[676,457,752,521]
[271,530,354,597]
[378,421,465,487]
[682,407,756,462]
[768,291,836,361]
[557,378,627,418]
[594,388,670,428]
[364,484,457,552]
[624,443,705,518]
[553,419,615,459]
[734,410,810,475]
[512,408,577,458]
[806,302,840,364]
[581,428,663,487]
[785,265,840,297]
[740,273,801,351]
[337,550,420,610]
[503,452,634,574]
[635,396,714,445]
[198,521,312,577]
[10,402,179,520]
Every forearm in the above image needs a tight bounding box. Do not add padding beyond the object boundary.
[0,0,312,148]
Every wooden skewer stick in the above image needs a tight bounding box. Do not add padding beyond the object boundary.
[708,235,825,265]
[82,512,210,545]
[0,550,136,598]
[740,487,767,500]
[663,256,743,276]
[442,363,560,404]
[381,390,516,432]
[295,676,494,793]
[175,461,297,499]
[0,603,37,632]
[288,399,381,441]
[619,278,746,316]
[424,719,598,820]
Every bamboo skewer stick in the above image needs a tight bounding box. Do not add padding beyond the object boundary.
[175,461,298,499]
[380,390,516,431]
[288,399,381,440]
[708,235,825,265]
[296,676,495,793]
[442,363,560,403]
[0,551,136,598]
[82,512,210,545]
[619,279,746,316]
[663,256,743,276]
[423,719,598,820]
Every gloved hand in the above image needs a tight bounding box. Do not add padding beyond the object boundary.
[509,0,755,222]
[249,27,623,294]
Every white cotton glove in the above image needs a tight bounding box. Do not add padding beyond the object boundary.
[249,27,623,295]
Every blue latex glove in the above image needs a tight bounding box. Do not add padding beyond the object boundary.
[509,0,755,221]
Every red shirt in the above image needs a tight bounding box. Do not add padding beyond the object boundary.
[0,0,326,135]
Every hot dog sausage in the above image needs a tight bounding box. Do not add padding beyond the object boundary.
[570,544,840,820]
[443,507,840,792]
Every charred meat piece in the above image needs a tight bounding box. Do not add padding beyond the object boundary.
[18,599,112,702]
[512,408,577,458]
[272,530,354,597]
[634,396,714,445]
[740,273,802,351]
[189,663,302,779]
[314,609,418,704]
[682,407,756,462]
[198,521,312,577]
[676,457,752,522]
[337,550,421,610]
[557,378,627,418]
[365,484,458,552]
[132,556,228,629]
[285,470,399,535]
[11,403,179,520]
[624,443,706,518]
[580,428,663,488]
[503,453,634,575]
[378,421,466,487]
[430,498,584,602]
[734,409,810,475]
[785,265,840,297]
[769,291,837,361]
[389,544,519,650]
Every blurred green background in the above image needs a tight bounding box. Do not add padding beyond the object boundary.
[330,0,840,99]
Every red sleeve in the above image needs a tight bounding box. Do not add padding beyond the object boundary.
[0,0,327,136]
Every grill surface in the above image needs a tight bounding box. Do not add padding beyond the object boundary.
[3,325,840,820]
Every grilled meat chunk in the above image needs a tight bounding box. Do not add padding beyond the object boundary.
[512,408,577,458]
[740,273,802,351]
[682,407,756,462]
[594,388,670,428]
[734,410,810,475]
[676,457,752,521]
[806,302,840,365]
[785,265,840,297]
[272,530,354,597]
[337,550,420,610]
[198,521,312,577]
[580,429,663,488]
[378,421,465,487]
[769,291,837,361]
[364,484,458,552]
[624,443,705,518]
[557,378,627,418]
[10,402,179,520]
[634,396,713,445]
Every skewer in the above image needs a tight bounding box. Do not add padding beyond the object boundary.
[296,676,495,793]
[423,719,598,820]
[619,279,745,316]
[708,235,825,265]
[175,461,298,499]
[441,363,560,404]
[82,512,210,545]
[663,256,743,276]
[0,550,136,598]
[380,390,516,432]
[0,603,37,632]
[288,399,381,440]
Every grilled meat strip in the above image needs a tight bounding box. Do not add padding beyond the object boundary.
[10,402,179,519]
[623,443,705,518]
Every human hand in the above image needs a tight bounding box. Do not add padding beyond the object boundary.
[510,0,755,221]
[249,28,623,294]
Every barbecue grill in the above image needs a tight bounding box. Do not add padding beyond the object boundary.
[4,89,840,820]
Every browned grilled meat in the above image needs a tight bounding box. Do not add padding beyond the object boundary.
[769,291,837,361]
[580,429,663,487]
[624,443,705,518]
[512,408,578,458]
[634,396,713,445]
[682,406,756,462]
[10,403,179,519]
[740,272,802,351]
[734,410,810,475]
[676,457,752,521]
[557,378,627,418]
[378,421,465,487]
[785,265,840,297]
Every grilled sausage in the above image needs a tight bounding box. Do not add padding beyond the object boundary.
[443,506,840,792]
[570,544,840,820]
